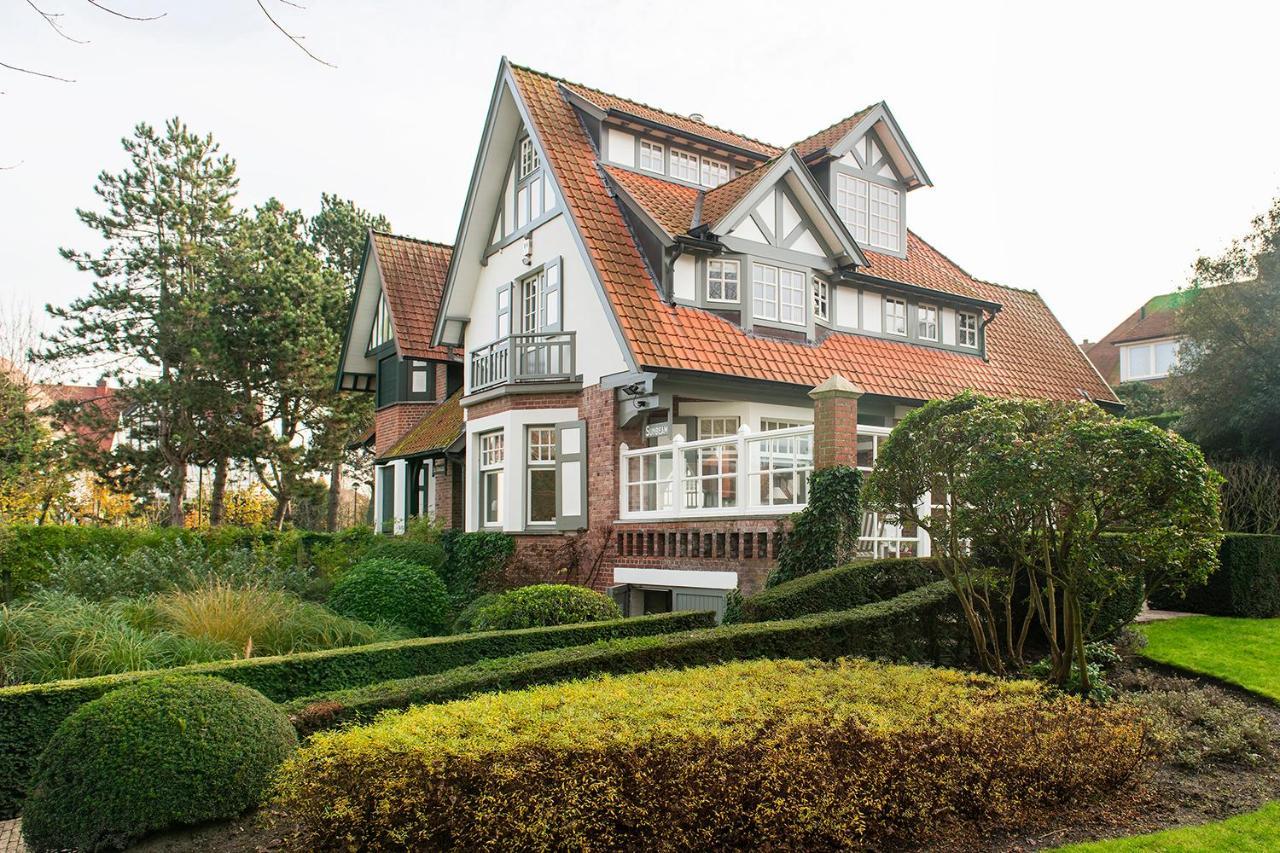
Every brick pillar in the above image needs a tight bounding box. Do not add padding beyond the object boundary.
[809,374,863,469]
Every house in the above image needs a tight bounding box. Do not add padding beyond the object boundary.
[1083,290,1188,386]
[336,59,1117,616]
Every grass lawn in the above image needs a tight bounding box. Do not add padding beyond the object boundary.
[1058,801,1280,851]
[1138,616,1280,702]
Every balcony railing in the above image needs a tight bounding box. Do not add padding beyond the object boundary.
[469,331,577,392]
[618,423,929,557]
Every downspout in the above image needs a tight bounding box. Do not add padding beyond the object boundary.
[979,307,1000,363]
[663,243,685,306]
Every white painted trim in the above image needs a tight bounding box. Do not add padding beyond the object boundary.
[614,567,739,590]
[465,406,580,532]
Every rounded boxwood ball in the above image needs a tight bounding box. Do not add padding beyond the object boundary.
[469,583,622,632]
[21,675,297,852]
[327,557,449,635]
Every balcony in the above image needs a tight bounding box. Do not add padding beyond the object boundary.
[618,423,929,558]
[469,331,577,393]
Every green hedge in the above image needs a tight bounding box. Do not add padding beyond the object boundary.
[739,557,942,622]
[287,581,971,733]
[0,609,712,818]
[0,524,377,603]
[1148,534,1280,617]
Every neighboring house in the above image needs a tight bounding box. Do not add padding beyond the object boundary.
[337,59,1117,615]
[1083,290,1188,386]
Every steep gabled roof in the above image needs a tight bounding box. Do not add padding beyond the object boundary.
[384,390,464,459]
[505,62,1117,404]
[793,103,879,159]
[370,232,457,360]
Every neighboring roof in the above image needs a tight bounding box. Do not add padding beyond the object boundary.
[508,62,1117,404]
[384,391,464,459]
[371,231,457,360]
[793,103,879,159]
[559,80,782,159]
[39,381,121,454]
[1083,290,1188,385]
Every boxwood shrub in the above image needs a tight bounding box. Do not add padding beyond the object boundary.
[463,584,621,632]
[273,657,1150,850]
[738,557,942,622]
[288,580,972,732]
[328,558,450,635]
[0,609,712,818]
[1148,534,1280,617]
[22,676,296,852]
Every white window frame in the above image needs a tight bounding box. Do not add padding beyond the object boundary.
[958,311,979,348]
[706,259,740,304]
[884,297,907,336]
[1119,338,1180,381]
[779,268,806,326]
[670,148,700,183]
[918,304,938,341]
[760,418,808,432]
[697,416,740,439]
[525,425,557,526]
[368,291,393,351]
[479,431,505,527]
[639,139,665,174]
[699,156,730,188]
[834,173,900,252]
[812,277,829,322]
[751,263,779,321]
[518,137,539,180]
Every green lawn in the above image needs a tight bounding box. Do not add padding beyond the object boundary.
[1138,616,1280,702]
[1058,802,1280,851]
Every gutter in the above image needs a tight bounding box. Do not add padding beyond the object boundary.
[837,270,1004,313]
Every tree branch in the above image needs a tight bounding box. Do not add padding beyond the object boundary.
[255,0,335,67]
[84,0,166,20]
[25,0,90,43]
[0,60,75,83]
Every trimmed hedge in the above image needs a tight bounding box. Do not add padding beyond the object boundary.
[739,557,942,622]
[0,609,712,818]
[0,524,376,603]
[273,657,1150,850]
[288,580,972,732]
[464,584,622,632]
[21,676,297,851]
[1149,533,1280,617]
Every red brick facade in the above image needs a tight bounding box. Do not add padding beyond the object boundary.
[810,375,863,470]
[374,402,439,457]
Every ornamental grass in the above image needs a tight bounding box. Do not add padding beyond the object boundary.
[272,658,1152,850]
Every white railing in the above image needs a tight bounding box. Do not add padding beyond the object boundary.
[617,423,929,557]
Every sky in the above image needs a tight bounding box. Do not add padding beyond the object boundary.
[2,0,1277,366]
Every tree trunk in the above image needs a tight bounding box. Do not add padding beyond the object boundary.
[167,462,186,527]
[210,458,228,526]
[326,461,341,532]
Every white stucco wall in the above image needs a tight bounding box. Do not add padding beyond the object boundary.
[673,254,696,302]
[606,128,635,167]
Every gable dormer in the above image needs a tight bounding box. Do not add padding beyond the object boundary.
[797,102,930,260]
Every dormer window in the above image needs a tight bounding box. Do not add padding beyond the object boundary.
[640,140,664,173]
[958,311,978,348]
[707,259,739,303]
[669,147,730,188]
[884,297,907,336]
[918,304,938,341]
[700,157,730,188]
[835,173,901,253]
[670,149,699,183]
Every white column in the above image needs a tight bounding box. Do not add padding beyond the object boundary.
[372,464,385,533]
[618,442,630,518]
[735,425,751,512]
[391,459,408,535]
[671,434,686,518]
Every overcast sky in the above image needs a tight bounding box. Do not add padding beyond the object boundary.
[3,0,1277,363]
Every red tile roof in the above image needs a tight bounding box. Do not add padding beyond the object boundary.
[560,81,782,159]
[39,381,121,453]
[384,391,463,458]
[700,162,775,227]
[602,165,699,236]
[371,231,457,361]
[793,104,879,159]
[509,63,1117,405]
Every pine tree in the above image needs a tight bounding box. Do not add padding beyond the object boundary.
[40,119,239,526]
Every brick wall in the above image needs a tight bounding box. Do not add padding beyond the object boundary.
[374,402,438,457]
[609,518,794,594]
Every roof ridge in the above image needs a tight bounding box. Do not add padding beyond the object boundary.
[371,229,453,251]
[509,61,783,154]
[792,102,881,150]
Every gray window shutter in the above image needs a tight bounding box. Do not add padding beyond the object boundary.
[543,257,562,332]
[554,419,587,530]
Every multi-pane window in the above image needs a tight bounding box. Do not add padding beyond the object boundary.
[519,265,559,332]
[752,431,812,507]
[779,268,805,325]
[519,138,539,179]
[639,140,665,173]
[626,451,673,513]
[368,291,393,351]
[752,263,778,321]
[918,304,938,341]
[812,278,829,322]
[526,426,557,524]
[835,174,901,252]
[706,259,739,303]
[697,416,740,439]
[670,149,700,182]
[760,419,808,432]
[958,311,978,348]
[700,157,730,188]
[1120,339,1180,380]
[884,297,907,336]
[684,443,737,509]
[480,431,504,526]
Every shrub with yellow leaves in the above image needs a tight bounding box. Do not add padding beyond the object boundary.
[272,657,1152,850]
